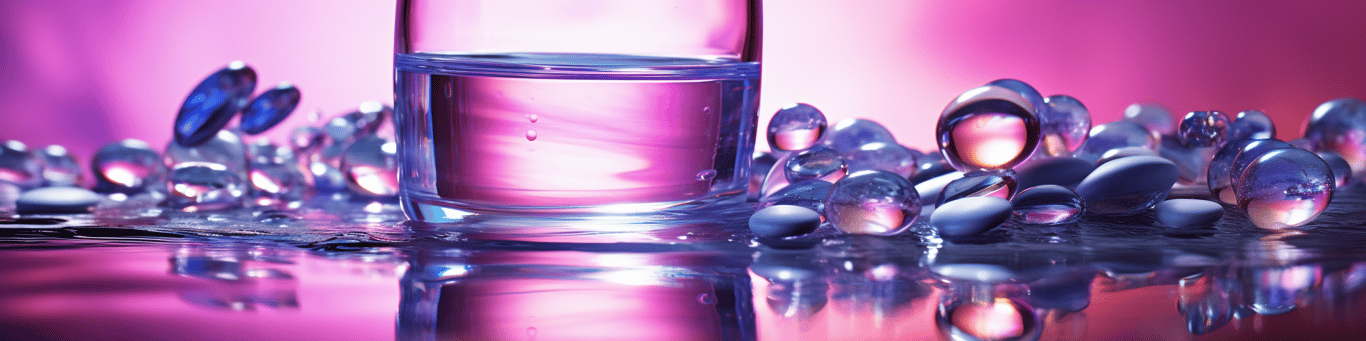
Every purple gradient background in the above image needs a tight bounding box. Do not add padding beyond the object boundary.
[2,1,1365,160]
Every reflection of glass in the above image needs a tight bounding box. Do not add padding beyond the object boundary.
[395,0,763,219]
[398,248,754,340]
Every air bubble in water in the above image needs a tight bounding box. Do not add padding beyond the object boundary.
[526,130,538,141]
[695,169,717,181]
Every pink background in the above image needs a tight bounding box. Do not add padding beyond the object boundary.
[3,1,1365,159]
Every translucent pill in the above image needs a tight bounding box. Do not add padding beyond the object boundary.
[323,101,391,143]
[37,145,83,187]
[767,103,828,151]
[1039,94,1091,157]
[758,179,833,215]
[91,139,166,194]
[1230,139,1294,202]
[825,170,921,236]
[1236,148,1334,230]
[1207,139,1259,204]
[784,145,846,183]
[239,82,301,135]
[843,142,918,178]
[166,162,246,212]
[1010,185,1084,225]
[174,61,256,146]
[1178,111,1231,147]
[1302,97,1366,178]
[1123,102,1175,138]
[936,85,1040,171]
[935,170,1017,207]
[0,141,42,189]
[1317,152,1353,188]
[1229,110,1276,141]
[822,118,898,154]
[164,129,249,174]
[341,136,399,197]
[1075,121,1156,162]
[985,78,1046,113]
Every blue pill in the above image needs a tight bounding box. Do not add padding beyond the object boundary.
[174,61,257,146]
[16,186,102,214]
[1075,155,1178,215]
[1013,156,1094,190]
[239,82,302,135]
[749,205,822,239]
[931,196,1012,239]
[1153,199,1224,229]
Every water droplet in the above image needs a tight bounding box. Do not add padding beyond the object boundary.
[695,169,717,181]
[526,113,538,123]
[844,142,918,178]
[0,141,42,189]
[1178,111,1231,147]
[767,103,828,151]
[1011,185,1084,224]
[525,130,538,141]
[784,145,846,182]
[1075,121,1157,162]
[1317,152,1353,187]
[697,293,717,305]
[1124,102,1175,137]
[759,179,832,214]
[91,139,166,194]
[164,129,249,174]
[936,85,1040,171]
[167,161,246,211]
[323,102,391,143]
[939,297,1039,341]
[936,170,1017,207]
[38,145,83,187]
[342,136,399,197]
[825,170,921,236]
[1040,94,1091,157]
[1303,97,1366,179]
[822,118,897,154]
[309,160,347,193]
[1236,148,1334,230]
[175,62,257,146]
[239,82,301,135]
[1230,110,1276,141]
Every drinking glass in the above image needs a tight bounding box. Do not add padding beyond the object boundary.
[395,0,763,221]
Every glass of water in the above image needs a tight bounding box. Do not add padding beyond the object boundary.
[395,0,762,221]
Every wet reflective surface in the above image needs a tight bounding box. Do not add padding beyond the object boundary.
[5,187,1366,340]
